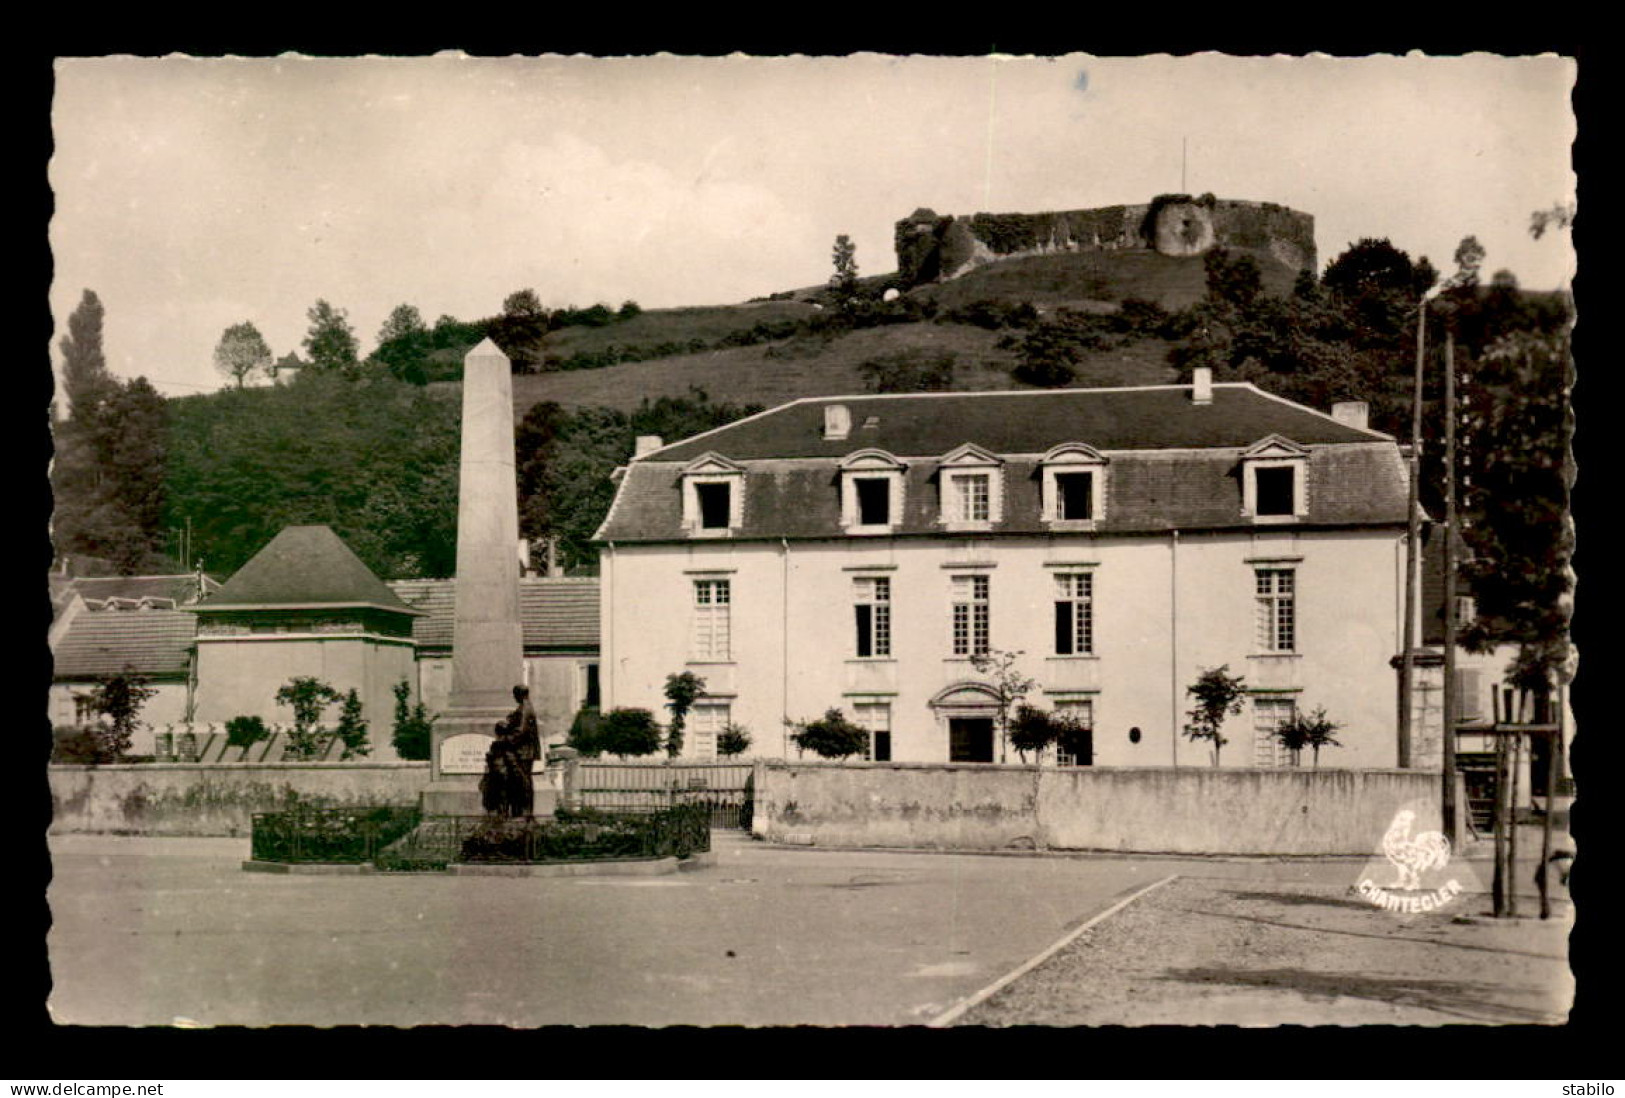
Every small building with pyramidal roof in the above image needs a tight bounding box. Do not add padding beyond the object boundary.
[186,525,424,756]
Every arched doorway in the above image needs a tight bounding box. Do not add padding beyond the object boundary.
[929,681,1001,763]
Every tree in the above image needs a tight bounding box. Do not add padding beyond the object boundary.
[302,300,360,375]
[391,680,434,761]
[1009,704,1059,764]
[162,371,462,578]
[1529,202,1575,240]
[1202,247,1264,310]
[89,670,157,762]
[59,288,115,420]
[1274,705,1343,767]
[830,234,859,311]
[1182,665,1247,767]
[491,289,551,372]
[213,321,273,389]
[787,708,869,760]
[502,288,546,319]
[663,671,706,759]
[371,304,431,383]
[717,723,752,758]
[1457,327,1573,685]
[1013,323,1082,387]
[335,688,371,760]
[275,676,341,759]
[969,648,1038,764]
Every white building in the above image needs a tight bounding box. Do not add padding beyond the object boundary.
[595,373,1416,767]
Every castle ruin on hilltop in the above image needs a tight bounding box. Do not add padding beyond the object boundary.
[894,195,1316,289]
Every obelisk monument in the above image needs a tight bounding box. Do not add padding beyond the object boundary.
[422,337,535,814]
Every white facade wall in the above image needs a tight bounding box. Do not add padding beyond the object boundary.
[601,526,1408,767]
[191,635,418,761]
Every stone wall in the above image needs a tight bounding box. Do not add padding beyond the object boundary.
[753,762,1441,856]
[895,198,1316,288]
[48,762,430,837]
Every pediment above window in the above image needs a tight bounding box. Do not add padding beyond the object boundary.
[1240,436,1309,521]
[1241,435,1310,460]
[838,448,906,472]
[939,442,1003,468]
[929,680,1001,708]
[1040,442,1108,466]
[682,452,745,476]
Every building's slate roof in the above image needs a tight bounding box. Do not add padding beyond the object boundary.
[51,609,196,681]
[191,526,421,615]
[647,384,1388,463]
[388,577,600,651]
[598,384,1409,544]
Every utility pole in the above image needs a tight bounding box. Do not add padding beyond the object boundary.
[1398,298,1427,768]
[1442,329,1459,844]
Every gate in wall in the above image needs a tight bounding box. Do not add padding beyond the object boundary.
[577,761,754,829]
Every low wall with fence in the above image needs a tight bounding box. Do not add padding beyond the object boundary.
[752,762,1444,856]
[49,762,431,837]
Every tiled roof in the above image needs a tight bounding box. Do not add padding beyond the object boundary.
[388,577,600,651]
[70,573,223,610]
[51,608,195,681]
[191,526,420,616]
[598,444,1409,543]
[647,384,1388,463]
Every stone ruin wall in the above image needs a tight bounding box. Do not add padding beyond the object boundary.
[894,198,1316,289]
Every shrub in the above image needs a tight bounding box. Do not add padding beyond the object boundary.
[390,680,434,761]
[787,708,869,760]
[717,723,753,758]
[1274,706,1343,767]
[335,688,370,760]
[567,706,604,757]
[225,715,271,749]
[52,725,105,764]
[859,349,957,393]
[596,708,663,759]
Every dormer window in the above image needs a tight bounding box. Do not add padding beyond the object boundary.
[1040,443,1108,525]
[696,483,732,529]
[680,453,745,536]
[938,444,1003,530]
[1240,436,1309,522]
[839,449,906,534]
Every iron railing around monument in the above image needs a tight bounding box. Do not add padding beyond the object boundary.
[457,802,713,864]
[371,803,713,872]
[250,805,422,864]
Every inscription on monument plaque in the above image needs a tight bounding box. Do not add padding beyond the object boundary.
[439,732,491,775]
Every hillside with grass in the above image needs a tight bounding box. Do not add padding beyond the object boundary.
[497,245,1248,415]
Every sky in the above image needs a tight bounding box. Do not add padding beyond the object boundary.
[49,52,1577,399]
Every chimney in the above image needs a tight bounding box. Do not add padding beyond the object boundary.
[1331,401,1369,431]
[634,435,663,458]
[823,404,852,441]
[1191,366,1213,406]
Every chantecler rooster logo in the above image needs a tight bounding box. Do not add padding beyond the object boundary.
[1381,808,1452,891]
